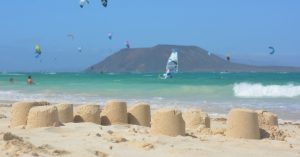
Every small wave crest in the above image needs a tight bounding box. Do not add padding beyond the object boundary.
[45,72,56,75]
[0,73,25,76]
[233,83,300,98]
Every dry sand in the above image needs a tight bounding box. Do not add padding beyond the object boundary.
[0,102,300,157]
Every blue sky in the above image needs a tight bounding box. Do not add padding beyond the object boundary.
[0,0,299,72]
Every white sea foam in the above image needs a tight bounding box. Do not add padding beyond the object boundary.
[233,83,300,98]
[45,72,57,75]
[0,73,25,76]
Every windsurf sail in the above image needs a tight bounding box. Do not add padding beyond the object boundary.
[166,49,178,73]
[160,49,178,79]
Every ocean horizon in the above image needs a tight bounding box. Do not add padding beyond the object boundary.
[1,72,299,122]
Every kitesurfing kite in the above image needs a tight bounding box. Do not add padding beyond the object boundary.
[101,0,108,7]
[34,44,42,58]
[125,41,130,48]
[225,53,231,62]
[79,0,89,8]
[159,49,178,79]
[269,46,275,55]
[78,47,82,53]
[67,34,74,40]
[108,32,112,40]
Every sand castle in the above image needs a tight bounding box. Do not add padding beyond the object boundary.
[100,100,128,125]
[10,101,42,128]
[256,110,283,139]
[150,109,185,137]
[256,110,278,127]
[74,104,101,124]
[9,101,282,141]
[226,108,260,139]
[26,106,60,129]
[128,103,151,127]
[55,103,73,123]
[182,109,210,129]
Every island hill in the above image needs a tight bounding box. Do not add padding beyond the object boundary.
[86,44,300,73]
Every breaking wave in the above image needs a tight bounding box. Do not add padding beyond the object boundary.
[233,83,300,98]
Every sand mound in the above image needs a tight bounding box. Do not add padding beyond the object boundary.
[3,132,23,141]
[94,150,108,157]
[104,134,127,143]
[101,100,128,125]
[226,108,260,139]
[3,135,69,157]
[182,109,210,129]
[192,127,226,136]
[10,101,42,128]
[128,103,151,127]
[150,109,185,137]
[55,103,73,123]
[0,114,7,119]
[26,106,60,129]
[129,141,154,151]
[74,104,100,124]
[259,126,287,141]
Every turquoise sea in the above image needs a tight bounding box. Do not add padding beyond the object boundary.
[1,72,300,121]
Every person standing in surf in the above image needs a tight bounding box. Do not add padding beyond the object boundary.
[27,76,33,85]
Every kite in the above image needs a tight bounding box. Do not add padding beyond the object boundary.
[80,0,89,8]
[35,44,42,58]
[125,41,130,48]
[269,46,275,55]
[108,32,112,40]
[101,0,108,7]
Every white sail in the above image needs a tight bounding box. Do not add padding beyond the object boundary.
[166,50,178,73]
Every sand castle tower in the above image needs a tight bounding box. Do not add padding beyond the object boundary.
[128,103,151,127]
[256,110,278,127]
[55,103,73,123]
[26,106,60,128]
[10,101,42,128]
[256,110,279,139]
[100,100,128,125]
[182,109,210,129]
[74,104,100,124]
[226,108,260,139]
[150,109,185,136]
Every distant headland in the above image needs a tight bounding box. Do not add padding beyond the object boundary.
[86,44,300,73]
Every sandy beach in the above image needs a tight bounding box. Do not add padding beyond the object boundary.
[0,101,300,157]
[2,0,300,156]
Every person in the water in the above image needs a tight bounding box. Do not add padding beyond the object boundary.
[27,76,33,85]
[9,78,14,84]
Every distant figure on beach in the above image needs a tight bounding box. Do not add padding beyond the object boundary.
[27,76,33,85]
[9,78,14,84]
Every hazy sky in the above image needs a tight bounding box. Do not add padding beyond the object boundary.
[0,0,299,72]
